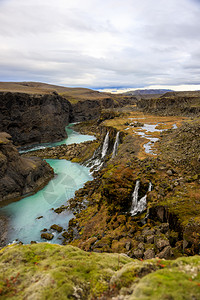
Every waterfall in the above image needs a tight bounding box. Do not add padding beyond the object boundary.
[130,181,152,216]
[101,131,109,159]
[85,131,109,173]
[130,180,140,215]
[112,132,120,158]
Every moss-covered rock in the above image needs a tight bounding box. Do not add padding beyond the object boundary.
[0,243,199,299]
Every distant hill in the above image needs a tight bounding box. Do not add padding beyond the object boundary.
[124,89,173,96]
[0,81,110,102]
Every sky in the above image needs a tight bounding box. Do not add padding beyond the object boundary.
[0,0,200,91]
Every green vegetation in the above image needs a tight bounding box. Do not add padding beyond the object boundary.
[0,243,199,299]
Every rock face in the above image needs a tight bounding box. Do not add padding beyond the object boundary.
[0,92,72,146]
[0,90,135,146]
[70,97,132,122]
[137,91,200,116]
[0,132,54,205]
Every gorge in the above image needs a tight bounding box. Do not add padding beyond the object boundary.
[0,84,200,299]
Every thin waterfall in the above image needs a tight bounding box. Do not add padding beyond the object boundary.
[112,132,120,158]
[131,181,152,216]
[101,131,109,159]
[130,180,140,213]
[85,131,109,173]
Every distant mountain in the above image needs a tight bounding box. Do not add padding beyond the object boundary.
[124,89,173,96]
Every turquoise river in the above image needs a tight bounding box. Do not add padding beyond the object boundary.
[0,124,95,244]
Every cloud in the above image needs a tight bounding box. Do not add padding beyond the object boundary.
[0,0,200,89]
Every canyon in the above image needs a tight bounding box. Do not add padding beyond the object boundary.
[0,84,200,299]
[0,82,135,146]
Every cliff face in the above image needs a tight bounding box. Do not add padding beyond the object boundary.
[0,92,72,146]
[0,132,54,205]
[71,97,115,122]
[137,91,200,116]
[70,96,135,122]
[0,89,136,145]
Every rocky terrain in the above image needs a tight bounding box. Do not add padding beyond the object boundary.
[0,84,200,299]
[42,112,199,261]
[137,90,200,116]
[0,132,54,206]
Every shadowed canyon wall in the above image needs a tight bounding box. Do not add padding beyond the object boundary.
[0,92,72,146]
[0,132,53,205]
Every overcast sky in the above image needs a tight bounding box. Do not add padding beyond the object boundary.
[0,0,200,90]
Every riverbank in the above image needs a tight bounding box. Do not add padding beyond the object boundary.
[0,126,95,246]
[2,109,199,258]
[47,111,200,260]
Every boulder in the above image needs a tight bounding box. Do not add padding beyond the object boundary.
[146,235,154,244]
[157,246,173,259]
[41,233,54,240]
[156,238,170,250]
[50,224,63,233]
[144,249,155,260]
[133,249,144,259]
[159,223,169,234]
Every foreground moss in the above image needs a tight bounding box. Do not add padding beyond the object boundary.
[0,243,199,299]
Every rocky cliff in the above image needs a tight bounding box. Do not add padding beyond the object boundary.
[71,97,116,122]
[0,92,72,146]
[0,132,54,206]
[137,91,200,116]
[0,86,135,145]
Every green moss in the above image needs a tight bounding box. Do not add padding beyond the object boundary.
[0,244,199,299]
[0,243,131,299]
[130,267,200,300]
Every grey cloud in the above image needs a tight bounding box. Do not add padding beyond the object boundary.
[0,0,200,88]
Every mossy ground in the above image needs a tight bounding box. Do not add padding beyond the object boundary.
[0,243,199,300]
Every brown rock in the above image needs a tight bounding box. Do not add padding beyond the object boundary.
[166,169,173,176]
[156,238,170,250]
[144,249,155,260]
[159,223,169,233]
[125,241,132,251]
[146,235,154,244]
[50,224,63,233]
[41,233,54,240]
[133,249,144,259]
[157,246,173,259]
[138,242,145,251]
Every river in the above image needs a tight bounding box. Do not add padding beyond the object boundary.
[0,125,95,245]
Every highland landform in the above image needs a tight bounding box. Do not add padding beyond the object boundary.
[0,82,136,146]
[0,83,200,299]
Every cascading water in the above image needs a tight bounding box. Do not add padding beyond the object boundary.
[112,132,120,158]
[85,131,110,173]
[130,181,152,216]
[131,180,140,212]
[0,127,94,245]
[101,131,109,159]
